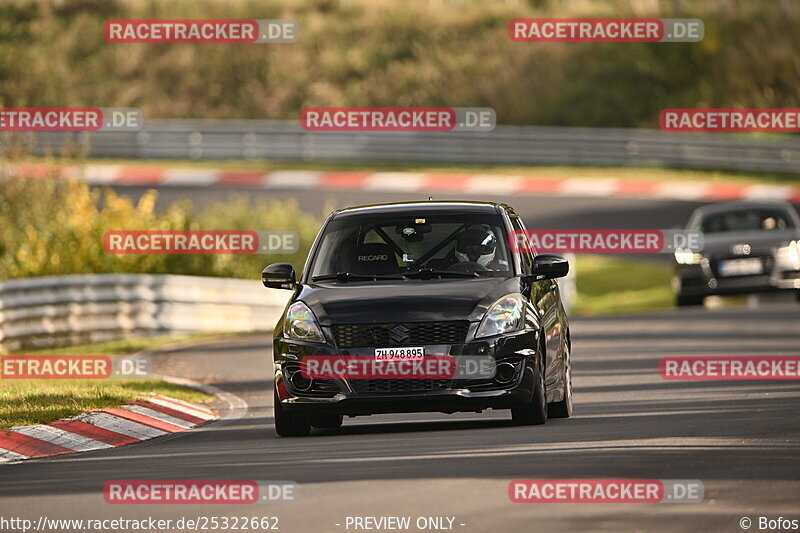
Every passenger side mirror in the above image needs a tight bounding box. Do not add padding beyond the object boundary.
[528,254,569,280]
[262,263,296,289]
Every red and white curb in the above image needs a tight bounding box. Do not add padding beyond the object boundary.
[8,163,800,203]
[0,395,216,464]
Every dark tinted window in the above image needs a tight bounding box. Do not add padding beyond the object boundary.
[695,208,795,234]
[309,212,512,278]
[509,216,533,274]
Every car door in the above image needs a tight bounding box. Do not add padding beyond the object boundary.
[510,215,564,388]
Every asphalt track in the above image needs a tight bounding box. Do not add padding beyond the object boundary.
[112,184,706,260]
[1,184,799,532]
[1,304,799,532]
[107,182,800,262]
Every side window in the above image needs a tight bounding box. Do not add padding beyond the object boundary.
[510,216,534,274]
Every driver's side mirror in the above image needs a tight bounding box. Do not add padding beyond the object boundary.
[528,254,569,280]
[262,263,296,290]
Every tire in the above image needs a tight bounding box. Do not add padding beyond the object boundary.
[274,389,311,437]
[511,354,547,426]
[676,293,704,307]
[548,347,573,419]
[310,413,343,429]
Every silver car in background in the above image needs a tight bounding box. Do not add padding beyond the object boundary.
[673,201,800,306]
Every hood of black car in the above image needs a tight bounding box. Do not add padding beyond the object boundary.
[297,277,519,325]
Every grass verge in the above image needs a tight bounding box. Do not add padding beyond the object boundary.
[0,333,226,429]
[573,255,675,316]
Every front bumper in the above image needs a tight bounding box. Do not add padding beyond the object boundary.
[674,259,800,297]
[273,329,539,416]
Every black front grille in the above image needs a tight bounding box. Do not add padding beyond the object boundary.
[332,321,469,348]
[349,379,450,394]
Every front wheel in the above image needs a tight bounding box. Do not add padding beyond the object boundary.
[274,389,311,437]
[548,348,573,419]
[310,413,343,429]
[511,355,547,426]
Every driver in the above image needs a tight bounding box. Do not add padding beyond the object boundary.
[454,226,497,268]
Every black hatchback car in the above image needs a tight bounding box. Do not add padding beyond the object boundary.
[262,201,572,436]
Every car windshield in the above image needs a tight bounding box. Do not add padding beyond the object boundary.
[695,208,795,234]
[308,212,513,280]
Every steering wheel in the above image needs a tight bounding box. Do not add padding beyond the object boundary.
[448,261,488,273]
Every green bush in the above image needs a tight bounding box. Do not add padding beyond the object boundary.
[0,172,321,280]
[0,0,796,128]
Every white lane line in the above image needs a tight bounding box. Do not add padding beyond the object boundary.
[0,447,30,463]
[156,376,247,422]
[162,168,221,186]
[72,412,167,440]
[152,394,216,417]
[154,394,217,416]
[282,437,798,466]
[121,405,195,429]
[263,171,321,188]
[11,425,112,452]
[146,397,216,420]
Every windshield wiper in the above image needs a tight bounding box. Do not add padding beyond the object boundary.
[403,268,478,279]
[311,272,404,282]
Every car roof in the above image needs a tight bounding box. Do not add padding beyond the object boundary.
[332,201,510,218]
[693,200,797,217]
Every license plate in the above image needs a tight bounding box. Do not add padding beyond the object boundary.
[718,258,763,277]
[374,347,424,361]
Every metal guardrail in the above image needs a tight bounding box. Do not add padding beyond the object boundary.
[0,274,291,351]
[0,269,576,351]
[25,119,800,173]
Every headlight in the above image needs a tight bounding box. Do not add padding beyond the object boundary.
[776,240,800,266]
[674,248,703,265]
[476,294,524,338]
[284,301,325,343]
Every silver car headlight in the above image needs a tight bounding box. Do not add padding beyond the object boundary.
[776,240,800,267]
[284,301,325,343]
[476,294,525,338]
[674,248,703,265]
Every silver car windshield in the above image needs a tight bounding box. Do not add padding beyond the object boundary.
[695,208,795,234]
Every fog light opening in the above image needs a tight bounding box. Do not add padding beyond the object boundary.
[287,367,314,392]
[495,362,517,384]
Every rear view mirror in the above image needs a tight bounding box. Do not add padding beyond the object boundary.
[530,254,569,280]
[262,263,296,289]
[396,222,432,242]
